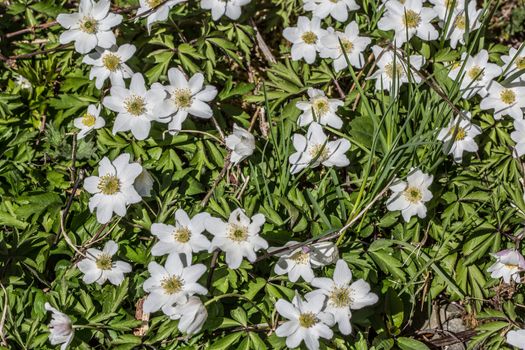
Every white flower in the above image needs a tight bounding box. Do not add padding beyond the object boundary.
[73,104,105,139]
[369,45,425,95]
[271,241,338,282]
[225,124,256,165]
[428,0,462,21]
[143,253,207,314]
[377,0,438,45]
[205,208,268,269]
[289,123,350,175]
[296,88,343,129]
[137,0,185,33]
[386,168,433,222]
[480,81,525,120]
[448,50,502,99]
[82,44,136,89]
[77,240,131,286]
[153,68,217,134]
[44,303,74,350]
[164,296,208,334]
[443,1,481,49]
[511,119,525,157]
[150,209,211,263]
[507,329,525,350]
[306,259,378,335]
[303,0,359,22]
[283,16,326,64]
[103,73,169,140]
[200,0,251,21]
[437,113,481,162]
[14,74,32,90]
[502,45,525,82]
[83,153,143,224]
[319,22,371,72]
[56,0,122,54]
[133,169,154,197]
[487,249,525,284]
[275,293,334,350]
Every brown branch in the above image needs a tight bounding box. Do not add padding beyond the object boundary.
[206,250,221,290]
[201,153,232,207]
[5,21,58,39]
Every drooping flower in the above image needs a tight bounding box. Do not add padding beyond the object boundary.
[289,123,350,175]
[102,73,169,140]
[306,259,378,335]
[82,44,136,89]
[73,104,105,139]
[83,153,143,224]
[56,0,122,54]
[319,22,371,72]
[200,0,251,21]
[150,209,211,263]
[44,303,74,350]
[164,296,208,334]
[303,0,359,22]
[437,112,482,162]
[143,253,207,314]
[153,68,217,134]
[511,119,525,158]
[386,168,433,222]
[137,0,185,33]
[225,124,256,165]
[377,0,438,45]
[205,208,268,269]
[133,169,154,197]
[275,293,335,350]
[283,16,326,64]
[271,241,338,282]
[295,88,344,129]
[77,240,131,286]
[487,249,525,284]
[448,50,502,99]
[14,74,32,91]
[369,45,425,95]
[507,329,525,350]
[501,45,525,82]
[444,1,481,49]
[479,81,525,120]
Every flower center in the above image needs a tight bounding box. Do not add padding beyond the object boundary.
[228,224,248,242]
[403,186,422,203]
[102,53,121,72]
[329,0,339,2]
[147,0,164,8]
[290,251,310,265]
[449,126,466,141]
[329,286,352,308]
[467,66,484,81]
[82,113,96,127]
[97,175,121,195]
[340,38,354,54]
[454,15,466,30]
[312,97,330,117]
[500,89,516,105]
[173,227,191,243]
[125,96,146,116]
[403,10,421,29]
[301,31,318,45]
[80,17,98,34]
[385,62,404,79]
[516,57,525,70]
[95,254,113,270]
[161,276,184,294]
[298,312,318,328]
[173,88,193,109]
[308,144,330,161]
